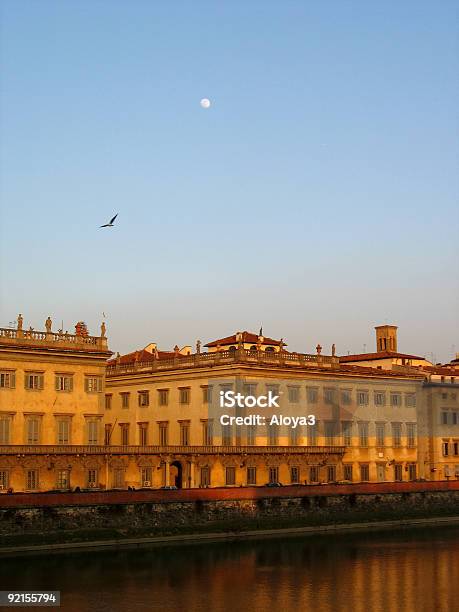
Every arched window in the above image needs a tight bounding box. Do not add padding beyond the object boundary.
[228,345,237,353]
[265,346,275,353]
[249,345,257,352]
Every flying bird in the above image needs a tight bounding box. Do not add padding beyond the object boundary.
[100,214,118,228]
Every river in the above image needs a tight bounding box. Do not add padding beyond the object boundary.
[1,527,459,611]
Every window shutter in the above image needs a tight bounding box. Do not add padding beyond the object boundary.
[84,378,89,392]
[11,373,16,389]
[69,377,73,391]
[55,377,60,391]
[39,375,44,390]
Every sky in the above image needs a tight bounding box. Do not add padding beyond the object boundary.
[0,1,458,362]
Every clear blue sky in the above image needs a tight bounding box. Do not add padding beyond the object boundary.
[0,1,458,362]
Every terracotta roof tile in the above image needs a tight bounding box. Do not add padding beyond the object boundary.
[339,350,425,363]
[205,331,283,348]
[107,348,186,365]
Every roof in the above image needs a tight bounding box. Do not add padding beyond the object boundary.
[107,348,186,365]
[422,366,458,376]
[205,331,284,348]
[339,364,425,379]
[339,350,425,363]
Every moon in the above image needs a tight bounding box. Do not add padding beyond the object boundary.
[200,98,211,109]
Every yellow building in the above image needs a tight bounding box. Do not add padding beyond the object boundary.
[1,317,457,492]
[0,316,111,492]
[103,330,424,489]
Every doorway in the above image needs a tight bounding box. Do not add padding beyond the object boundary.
[170,461,183,488]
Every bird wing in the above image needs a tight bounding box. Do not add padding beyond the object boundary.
[110,213,118,224]
[100,224,110,228]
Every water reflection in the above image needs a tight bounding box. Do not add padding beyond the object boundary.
[1,528,459,612]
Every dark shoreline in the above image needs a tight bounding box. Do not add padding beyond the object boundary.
[2,515,459,559]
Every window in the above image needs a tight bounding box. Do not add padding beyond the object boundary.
[288,386,299,403]
[344,465,353,481]
[235,424,242,446]
[202,421,213,445]
[308,422,318,446]
[141,467,152,487]
[268,467,279,484]
[289,426,300,445]
[222,425,232,445]
[179,387,191,405]
[57,419,70,444]
[453,412,458,425]
[442,412,449,425]
[391,393,402,407]
[121,393,130,409]
[408,464,417,481]
[55,374,73,392]
[247,425,256,445]
[159,422,169,446]
[442,392,448,400]
[405,393,416,407]
[180,422,190,445]
[25,372,44,390]
[84,376,102,393]
[105,394,112,410]
[324,388,335,405]
[325,421,337,444]
[394,464,403,481]
[104,424,112,445]
[87,421,99,445]
[0,418,10,444]
[442,441,449,456]
[113,469,125,488]
[0,470,9,490]
[358,422,368,447]
[200,466,210,487]
[87,469,98,488]
[360,464,370,482]
[268,424,279,446]
[266,384,279,397]
[340,389,352,405]
[291,466,300,484]
[56,469,70,489]
[374,392,386,406]
[158,389,169,406]
[27,418,40,444]
[357,391,369,406]
[26,469,39,490]
[201,386,212,404]
[309,466,319,482]
[453,441,459,456]
[376,423,385,447]
[407,423,416,448]
[120,424,129,446]
[392,423,402,448]
[243,383,257,397]
[342,421,352,446]
[138,423,148,446]
[138,391,149,407]
[307,387,318,403]
[0,371,15,389]
[247,466,257,485]
[327,465,336,482]
[225,466,236,486]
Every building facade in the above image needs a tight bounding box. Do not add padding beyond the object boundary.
[1,318,457,492]
[0,317,111,492]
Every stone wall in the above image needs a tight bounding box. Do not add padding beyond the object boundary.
[1,482,459,547]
